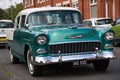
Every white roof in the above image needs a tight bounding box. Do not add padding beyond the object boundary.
[0,19,13,23]
[18,7,80,15]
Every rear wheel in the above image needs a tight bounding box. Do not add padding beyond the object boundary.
[93,59,109,71]
[27,49,42,77]
[10,48,19,64]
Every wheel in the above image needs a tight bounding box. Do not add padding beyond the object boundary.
[93,59,109,71]
[27,49,42,77]
[113,42,120,47]
[10,48,19,64]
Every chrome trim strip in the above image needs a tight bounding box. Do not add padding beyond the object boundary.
[34,51,116,65]
[49,40,101,45]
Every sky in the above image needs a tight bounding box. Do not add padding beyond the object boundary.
[0,0,22,9]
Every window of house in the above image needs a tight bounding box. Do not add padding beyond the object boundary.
[38,0,45,3]
[63,0,70,7]
[90,0,97,18]
[31,0,34,6]
[56,3,61,7]
[72,2,78,8]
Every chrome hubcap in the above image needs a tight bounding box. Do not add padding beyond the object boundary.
[27,50,34,74]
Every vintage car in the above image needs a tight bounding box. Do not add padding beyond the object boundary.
[7,7,116,77]
[83,18,113,28]
[0,20,14,47]
[111,17,120,46]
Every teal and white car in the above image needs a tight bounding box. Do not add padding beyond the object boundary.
[7,7,116,77]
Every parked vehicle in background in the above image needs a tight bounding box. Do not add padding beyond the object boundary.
[83,18,113,28]
[0,20,14,47]
[0,30,7,47]
[111,17,120,46]
[7,7,116,77]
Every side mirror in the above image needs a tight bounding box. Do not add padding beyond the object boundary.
[25,24,29,29]
[111,21,116,26]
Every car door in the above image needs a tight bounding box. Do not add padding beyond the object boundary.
[14,15,27,57]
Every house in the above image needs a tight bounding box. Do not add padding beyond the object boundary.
[23,0,120,20]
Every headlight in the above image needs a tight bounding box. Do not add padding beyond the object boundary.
[36,35,47,45]
[105,32,114,40]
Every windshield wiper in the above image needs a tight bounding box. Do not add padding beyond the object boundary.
[68,24,81,29]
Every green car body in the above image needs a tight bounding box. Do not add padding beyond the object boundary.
[7,7,116,77]
[112,24,120,45]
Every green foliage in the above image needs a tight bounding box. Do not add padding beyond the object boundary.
[0,8,8,19]
[111,24,120,37]
[0,3,23,20]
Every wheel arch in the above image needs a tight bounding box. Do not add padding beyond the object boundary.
[24,44,31,63]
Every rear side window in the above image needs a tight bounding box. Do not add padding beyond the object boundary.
[20,15,26,28]
[83,21,92,27]
[16,16,20,28]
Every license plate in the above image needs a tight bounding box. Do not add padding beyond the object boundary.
[0,38,6,42]
[73,60,87,66]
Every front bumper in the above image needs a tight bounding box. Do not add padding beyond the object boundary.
[0,42,6,46]
[32,51,116,65]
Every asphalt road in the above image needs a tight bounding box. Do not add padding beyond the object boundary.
[0,47,120,80]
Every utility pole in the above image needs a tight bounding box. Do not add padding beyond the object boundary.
[10,0,13,20]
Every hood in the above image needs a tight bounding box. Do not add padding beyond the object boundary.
[30,25,100,44]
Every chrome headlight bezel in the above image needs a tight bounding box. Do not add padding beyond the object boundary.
[104,32,114,40]
[36,35,47,45]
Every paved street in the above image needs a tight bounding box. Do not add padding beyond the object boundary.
[0,47,120,80]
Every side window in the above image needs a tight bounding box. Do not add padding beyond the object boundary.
[83,21,92,27]
[16,16,20,28]
[72,13,81,24]
[20,15,26,28]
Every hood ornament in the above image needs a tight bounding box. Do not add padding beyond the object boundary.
[68,35,83,39]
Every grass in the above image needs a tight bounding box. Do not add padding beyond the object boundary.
[0,65,13,78]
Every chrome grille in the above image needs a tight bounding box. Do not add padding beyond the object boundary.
[49,42,101,54]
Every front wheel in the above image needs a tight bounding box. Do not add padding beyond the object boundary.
[113,42,120,47]
[93,59,109,71]
[27,49,42,77]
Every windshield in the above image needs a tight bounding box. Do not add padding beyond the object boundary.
[96,19,113,25]
[27,10,82,27]
[0,22,13,28]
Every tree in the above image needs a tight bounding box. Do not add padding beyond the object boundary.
[0,3,23,20]
[0,8,8,19]
[6,3,23,20]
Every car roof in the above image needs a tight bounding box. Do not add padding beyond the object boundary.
[0,20,13,23]
[18,7,80,16]
[84,18,112,21]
